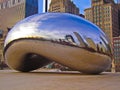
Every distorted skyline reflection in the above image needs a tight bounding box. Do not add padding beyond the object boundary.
[4,13,112,56]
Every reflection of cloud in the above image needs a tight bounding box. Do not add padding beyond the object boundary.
[5,13,110,52]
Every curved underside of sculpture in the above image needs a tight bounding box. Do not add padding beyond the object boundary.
[4,13,112,74]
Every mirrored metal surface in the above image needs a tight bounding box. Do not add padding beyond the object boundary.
[4,13,112,74]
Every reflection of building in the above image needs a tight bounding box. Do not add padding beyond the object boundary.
[49,0,79,15]
[74,32,88,47]
[39,0,51,13]
[113,36,120,72]
[86,38,97,51]
[0,0,38,61]
[84,0,120,42]
[65,35,75,43]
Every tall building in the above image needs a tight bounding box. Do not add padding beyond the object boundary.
[49,0,79,15]
[0,0,38,61]
[118,2,120,29]
[113,36,120,71]
[0,0,38,34]
[84,0,120,43]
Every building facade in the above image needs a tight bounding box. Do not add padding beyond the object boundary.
[0,0,38,34]
[113,36,120,71]
[84,0,120,42]
[0,0,38,61]
[49,0,79,15]
[84,0,120,72]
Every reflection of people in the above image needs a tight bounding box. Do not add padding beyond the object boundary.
[97,44,100,52]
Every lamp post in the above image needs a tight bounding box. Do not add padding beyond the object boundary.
[45,0,48,12]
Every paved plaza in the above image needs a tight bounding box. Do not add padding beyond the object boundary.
[0,69,120,90]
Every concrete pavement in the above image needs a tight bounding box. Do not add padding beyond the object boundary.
[0,69,120,90]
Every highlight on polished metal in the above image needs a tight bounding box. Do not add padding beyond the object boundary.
[4,13,112,74]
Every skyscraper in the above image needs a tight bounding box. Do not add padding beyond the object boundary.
[85,0,120,72]
[85,0,119,43]
[0,0,38,33]
[0,0,38,61]
[113,36,120,71]
[49,0,79,15]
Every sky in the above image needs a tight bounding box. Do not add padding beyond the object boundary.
[72,0,91,14]
[39,0,118,14]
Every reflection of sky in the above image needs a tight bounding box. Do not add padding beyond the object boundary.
[32,13,104,44]
[5,13,109,47]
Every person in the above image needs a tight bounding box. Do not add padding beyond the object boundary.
[0,61,3,70]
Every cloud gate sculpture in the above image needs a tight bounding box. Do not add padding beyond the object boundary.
[4,13,112,74]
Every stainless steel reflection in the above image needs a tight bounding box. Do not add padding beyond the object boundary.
[4,13,112,74]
